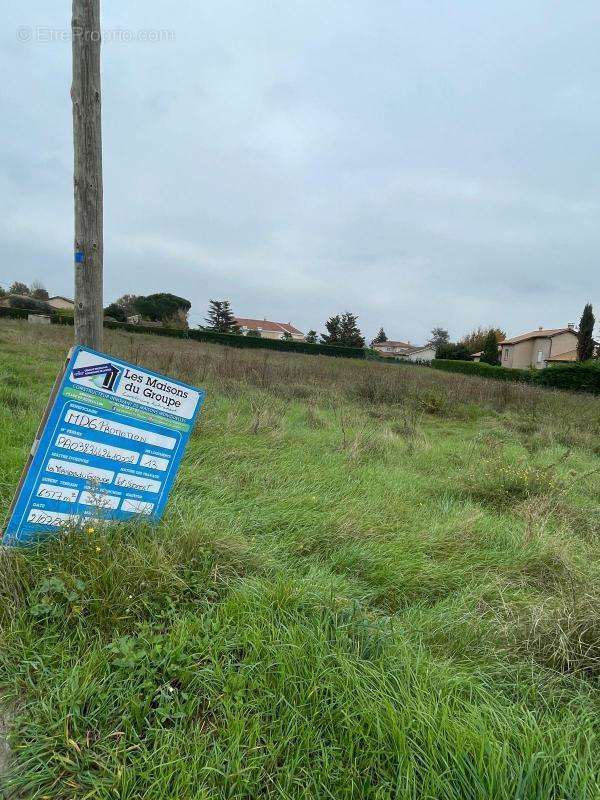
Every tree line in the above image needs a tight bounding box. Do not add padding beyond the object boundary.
[7,281,597,361]
[202,300,366,347]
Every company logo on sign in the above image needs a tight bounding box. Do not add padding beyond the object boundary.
[72,362,121,392]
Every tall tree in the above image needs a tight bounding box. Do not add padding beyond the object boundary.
[429,327,450,348]
[305,330,318,344]
[436,342,471,360]
[30,281,50,300]
[480,330,501,365]
[577,303,595,361]
[321,312,364,347]
[9,281,29,296]
[135,293,191,323]
[461,326,506,354]
[320,315,342,345]
[204,300,240,333]
[372,327,388,345]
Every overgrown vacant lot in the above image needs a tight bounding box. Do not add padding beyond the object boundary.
[1,320,600,799]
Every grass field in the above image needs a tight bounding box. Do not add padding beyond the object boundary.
[1,320,600,799]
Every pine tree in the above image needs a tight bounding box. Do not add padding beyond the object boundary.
[339,312,365,347]
[204,300,240,333]
[321,312,364,347]
[305,330,318,344]
[320,315,342,345]
[577,303,595,362]
[480,330,500,365]
[372,327,388,345]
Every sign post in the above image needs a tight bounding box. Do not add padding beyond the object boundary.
[3,348,204,546]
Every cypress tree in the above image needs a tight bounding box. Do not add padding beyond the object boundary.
[577,303,595,362]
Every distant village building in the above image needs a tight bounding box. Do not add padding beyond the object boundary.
[500,325,578,369]
[406,344,436,362]
[235,318,305,341]
[372,340,414,358]
[372,340,435,362]
[47,296,75,311]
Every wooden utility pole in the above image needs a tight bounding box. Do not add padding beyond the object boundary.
[71,0,103,350]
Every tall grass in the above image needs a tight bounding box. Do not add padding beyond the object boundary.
[1,320,599,798]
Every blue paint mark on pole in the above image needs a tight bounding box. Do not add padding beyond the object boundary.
[75,251,85,264]
[3,346,205,546]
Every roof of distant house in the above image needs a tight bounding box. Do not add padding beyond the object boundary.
[234,317,304,336]
[373,340,414,349]
[409,344,436,352]
[48,295,74,303]
[501,327,575,345]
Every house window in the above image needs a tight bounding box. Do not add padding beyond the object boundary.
[503,349,509,360]
[537,350,543,364]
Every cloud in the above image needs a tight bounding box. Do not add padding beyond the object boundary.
[1,0,599,342]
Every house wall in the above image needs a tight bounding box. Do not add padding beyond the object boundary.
[407,347,436,362]
[502,333,577,369]
[47,298,74,310]
[549,331,578,359]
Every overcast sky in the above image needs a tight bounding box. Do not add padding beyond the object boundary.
[1,1,599,342]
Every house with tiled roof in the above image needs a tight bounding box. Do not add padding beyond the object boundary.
[372,340,416,358]
[500,325,578,369]
[234,317,305,341]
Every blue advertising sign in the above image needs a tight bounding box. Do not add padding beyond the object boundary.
[3,346,205,546]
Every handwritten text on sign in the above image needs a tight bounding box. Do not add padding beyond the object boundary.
[3,346,205,546]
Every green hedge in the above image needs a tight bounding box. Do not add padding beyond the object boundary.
[431,359,534,383]
[537,361,600,393]
[431,357,600,394]
[0,306,57,321]
[101,322,365,359]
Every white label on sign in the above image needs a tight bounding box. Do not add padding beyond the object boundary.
[70,350,201,420]
[27,509,76,527]
[139,454,169,471]
[121,499,155,515]
[36,484,79,503]
[55,434,139,465]
[115,474,162,493]
[63,410,177,450]
[79,491,120,510]
[46,459,115,484]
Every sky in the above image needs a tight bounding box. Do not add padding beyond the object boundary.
[1,1,599,343]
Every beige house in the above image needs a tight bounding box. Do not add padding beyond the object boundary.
[235,317,305,341]
[500,325,578,369]
[373,340,436,362]
[372,340,414,358]
[47,296,75,311]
